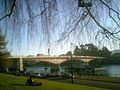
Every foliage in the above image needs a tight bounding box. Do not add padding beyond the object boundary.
[111,53,120,64]
[65,51,72,56]
[66,43,120,67]
[74,43,111,57]
[0,32,12,72]
[112,53,120,60]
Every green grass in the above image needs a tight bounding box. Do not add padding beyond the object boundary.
[0,73,107,90]
[78,75,120,83]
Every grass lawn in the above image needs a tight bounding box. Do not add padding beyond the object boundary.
[0,73,107,90]
[78,75,120,83]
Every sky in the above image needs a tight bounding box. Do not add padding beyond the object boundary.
[0,0,120,56]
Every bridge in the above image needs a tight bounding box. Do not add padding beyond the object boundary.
[11,55,104,71]
[12,55,104,64]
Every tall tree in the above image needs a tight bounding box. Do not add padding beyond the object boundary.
[85,43,99,56]
[66,51,72,56]
[101,46,111,57]
[74,43,111,56]
[74,46,80,55]
[0,31,11,71]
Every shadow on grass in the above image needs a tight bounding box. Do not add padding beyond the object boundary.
[10,84,26,86]
[10,83,41,87]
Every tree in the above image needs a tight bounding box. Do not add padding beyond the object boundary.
[74,43,111,56]
[74,46,80,55]
[0,31,12,72]
[111,52,120,64]
[0,32,10,59]
[84,43,99,56]
[0,0,120,44]
[101,46,111,57]
[66,51,72,56]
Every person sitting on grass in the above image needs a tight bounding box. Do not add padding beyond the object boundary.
[26,76,42,86]
[26,76,34,86]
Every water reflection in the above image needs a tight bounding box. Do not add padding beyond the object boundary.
[105,65,120,77]
[25,67,51,74]
[25,65,120,77]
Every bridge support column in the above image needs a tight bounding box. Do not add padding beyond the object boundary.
[58,64,61,75]
[20,56,24,72]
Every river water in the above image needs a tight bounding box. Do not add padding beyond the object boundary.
[25,67,51,74]
[26,65,120,77]
[104,65,120,77]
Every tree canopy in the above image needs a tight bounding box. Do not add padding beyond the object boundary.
[0,31,10,56]
[0,31,11,70]
[74,43,111,57]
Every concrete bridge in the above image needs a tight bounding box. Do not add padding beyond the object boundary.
[13,55,104,64]
[11,55,104,71]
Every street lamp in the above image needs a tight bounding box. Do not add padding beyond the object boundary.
[70,43,74,84]
[78,0,92,7]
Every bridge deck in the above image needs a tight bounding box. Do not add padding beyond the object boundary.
[11,55,104,59]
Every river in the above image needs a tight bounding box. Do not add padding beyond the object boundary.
[25,65,120,77]
[25,67,51,74]
[104,65,120,77]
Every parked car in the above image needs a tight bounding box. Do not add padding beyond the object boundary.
[62,73,74,78]
[31,73,42,78]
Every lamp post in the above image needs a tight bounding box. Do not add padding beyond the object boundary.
[78,0,92,7]
[70,43,74,84]
[20,56,24,72]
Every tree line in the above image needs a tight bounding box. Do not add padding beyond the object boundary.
[65,43,120,67]
[74,43,111,57]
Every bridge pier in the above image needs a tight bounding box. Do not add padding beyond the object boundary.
[58,64,61,75]
[19,56,24,72]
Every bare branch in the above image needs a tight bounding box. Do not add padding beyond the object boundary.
[108,9,120,27]
[100,0,120,20]
[81,0,120,40]
[0,0,16,21]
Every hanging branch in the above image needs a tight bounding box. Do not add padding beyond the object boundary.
[100,0,120,20]
[0,0,16,21]
[84,0,120,40]
[78,0,120,41]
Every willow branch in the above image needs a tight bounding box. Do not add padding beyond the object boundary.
[109,9,120,27]
[100,0,120,20]
[81,0,120,40]
[0,0,16,21]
